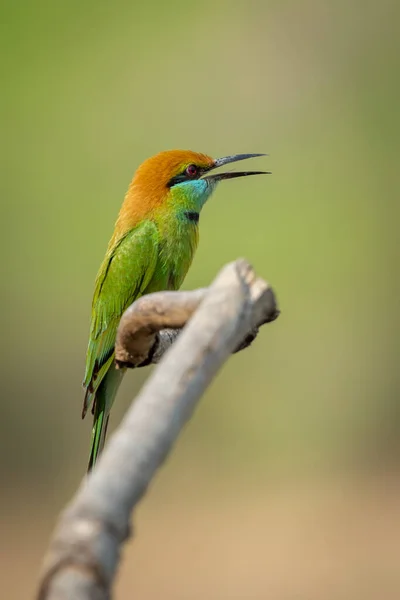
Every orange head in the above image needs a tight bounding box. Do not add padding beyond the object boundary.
[115,149,269,234]
[131,149,215,200]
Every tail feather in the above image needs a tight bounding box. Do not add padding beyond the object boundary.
[88,406,109,471]
[82,353,115,419]
[86,365,125,472]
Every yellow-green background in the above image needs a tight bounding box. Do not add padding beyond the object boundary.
[2,1,400,598]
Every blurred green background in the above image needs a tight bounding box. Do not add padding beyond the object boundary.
[2,1,400,598]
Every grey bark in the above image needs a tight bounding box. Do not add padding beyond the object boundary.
[37,259,279,600]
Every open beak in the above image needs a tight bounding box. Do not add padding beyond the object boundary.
[203,153,270,182]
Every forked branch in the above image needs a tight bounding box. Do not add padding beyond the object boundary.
[37,259,279,600]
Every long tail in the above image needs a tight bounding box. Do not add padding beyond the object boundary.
[87,365,125,472]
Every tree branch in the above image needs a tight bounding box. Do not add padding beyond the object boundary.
[114,279,278,369]
[37,259,279,600]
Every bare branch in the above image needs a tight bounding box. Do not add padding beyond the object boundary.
[37,259,279,600]
[114,279,278,369]
[114,288,208,368]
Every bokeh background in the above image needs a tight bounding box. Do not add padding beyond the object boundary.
[2,1,400,598]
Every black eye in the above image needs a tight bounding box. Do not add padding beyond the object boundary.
[186,164,198,178]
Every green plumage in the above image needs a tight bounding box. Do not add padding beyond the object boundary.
[83,221,159,469]
[83,176,215,471]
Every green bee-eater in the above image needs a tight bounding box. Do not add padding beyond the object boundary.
[83,149,268,471]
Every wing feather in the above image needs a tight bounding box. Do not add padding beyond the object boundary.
[82,220,159,414]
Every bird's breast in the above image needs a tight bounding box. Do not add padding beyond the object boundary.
[153,213,199,291]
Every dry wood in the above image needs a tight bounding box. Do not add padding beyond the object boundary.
[37,259,279,600]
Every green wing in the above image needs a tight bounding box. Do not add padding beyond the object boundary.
[82,220,159,416]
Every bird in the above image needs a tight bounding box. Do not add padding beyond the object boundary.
[83,149,269,471]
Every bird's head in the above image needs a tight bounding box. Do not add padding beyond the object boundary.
[132,149,268,202]
[119,149,269,229]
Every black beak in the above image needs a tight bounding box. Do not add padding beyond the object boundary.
[203,153,270,182]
